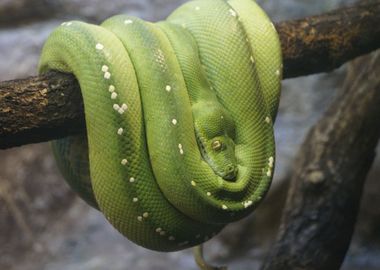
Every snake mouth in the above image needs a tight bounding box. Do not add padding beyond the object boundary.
[220,164,238,180]
[195,133,238,181]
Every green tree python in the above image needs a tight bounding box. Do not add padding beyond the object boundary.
[39,0,282,252]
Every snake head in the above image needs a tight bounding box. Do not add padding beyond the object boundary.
[193,101,238,181]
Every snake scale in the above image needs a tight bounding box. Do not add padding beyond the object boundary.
[39,0,282,252]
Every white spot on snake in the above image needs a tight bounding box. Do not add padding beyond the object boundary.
[172,119,178,125]
[121,159,128,165]
[169,236,175,241]
[207,192,211,196]
[104,72,111,79]
[265,116,271,124]
[178,144,184,155]
[111,92,118,99]
[155,48,166,68]
[133,197,138,202]
[244,200,253,208]
[113,104,120,111]
[269,156,274,168]
[266,169,272,177]
[221,115,224,120]
[137,216,143,222]
[117,128,124,135]
[275,70,280,76]
[102,65,109,72]
[124,19,133,24]
[191,181,196,186]
[143,212,149,218]
[222,204,228,210]
[95,43,104,50]
[155,228,162,233]
[250,55,255,63]
[195,6,200,11]
[229,9,237,17]
[129,177,135,183]
[109,85,115,92]
[117,104,127,114]
[165,85,172,92]
[61,22,67,26]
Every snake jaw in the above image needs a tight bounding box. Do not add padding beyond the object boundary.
[221,163,238,181]
[193,101,238,181]
[195,129,238,181]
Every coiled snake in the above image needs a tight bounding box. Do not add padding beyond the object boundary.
[39,0,282,252]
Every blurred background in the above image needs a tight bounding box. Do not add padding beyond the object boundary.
[1,0,379,269]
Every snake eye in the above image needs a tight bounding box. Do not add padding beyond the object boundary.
[211,140,223,151]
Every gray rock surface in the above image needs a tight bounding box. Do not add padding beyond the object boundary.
[0,0,378,270]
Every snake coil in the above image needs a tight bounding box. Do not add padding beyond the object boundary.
[39,0,282,251]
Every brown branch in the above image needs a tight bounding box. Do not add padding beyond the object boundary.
[261,51,380,270]
[0,72,85,148]
[280,0,380,78]
[0,0,379,149]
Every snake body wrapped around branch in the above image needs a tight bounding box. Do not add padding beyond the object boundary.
[39,0,282,252]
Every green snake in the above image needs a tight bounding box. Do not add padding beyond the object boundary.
[39,0,282,252]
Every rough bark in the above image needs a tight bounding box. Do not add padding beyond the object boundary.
[0,72,85,148]
[279,0,380,78]
[0,0,379,149]
[261,51,380,270]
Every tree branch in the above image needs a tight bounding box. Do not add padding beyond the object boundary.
[0,0,379,149]
[261,50,380,270]
[279,0,380,78]
[0,72,85,149]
